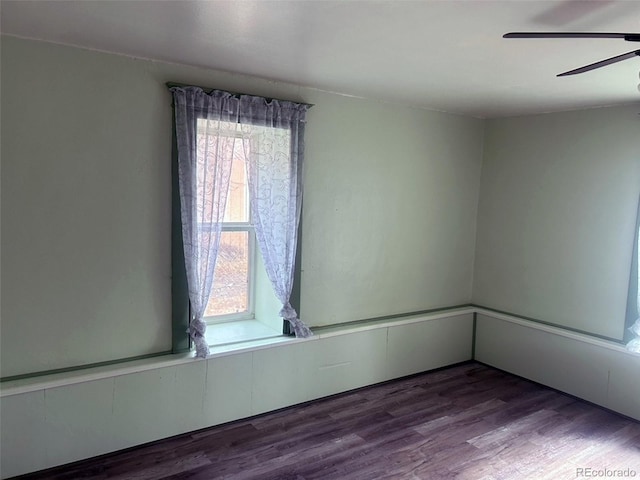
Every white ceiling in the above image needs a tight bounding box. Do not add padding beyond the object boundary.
[2,0,640,118]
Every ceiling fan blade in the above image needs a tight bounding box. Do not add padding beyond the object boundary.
[557,49,640,76]
[504,32,639,41]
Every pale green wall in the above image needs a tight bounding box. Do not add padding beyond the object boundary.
[1,37,174,377]
[473,106,640,340]
[301,88,484,326]
[1,36,484,377]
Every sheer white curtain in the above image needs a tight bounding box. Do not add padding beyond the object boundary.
[626,194,640,353]
[171,87,241,357]
[171,86,312,358]
[241,96,312,338]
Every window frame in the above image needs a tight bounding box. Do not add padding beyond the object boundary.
[196,117,256,324]
[203,221,257,324]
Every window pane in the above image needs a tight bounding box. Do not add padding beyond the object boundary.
[224,144,249,223]
[195,120,249,224]
[205,231,250,317]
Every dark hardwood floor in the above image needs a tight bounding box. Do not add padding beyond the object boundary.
[16,362,640,480]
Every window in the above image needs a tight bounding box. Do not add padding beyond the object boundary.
[197,120,256,322]
[170,85,312,357]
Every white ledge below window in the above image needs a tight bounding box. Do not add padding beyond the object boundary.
[0,332,304,398]
[2,305,636,398]
[205,319,288,352]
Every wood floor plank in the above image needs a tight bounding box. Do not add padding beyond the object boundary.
[13,362,640,480]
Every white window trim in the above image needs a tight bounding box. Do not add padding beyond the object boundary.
[204,223,257,325]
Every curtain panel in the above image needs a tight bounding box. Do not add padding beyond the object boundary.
[171,86,312,357]
[626,194,640,353]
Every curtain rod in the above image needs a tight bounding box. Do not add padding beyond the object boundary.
[165,82,314,108]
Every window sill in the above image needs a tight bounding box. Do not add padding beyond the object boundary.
[205,319,283,348]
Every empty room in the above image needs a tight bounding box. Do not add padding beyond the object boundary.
[1,1,639,479]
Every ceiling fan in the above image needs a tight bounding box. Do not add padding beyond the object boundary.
[503,32,640,76]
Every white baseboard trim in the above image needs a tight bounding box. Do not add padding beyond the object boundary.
[5,305,636,398]
[0,306,474,398]
[473,307,632,355]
